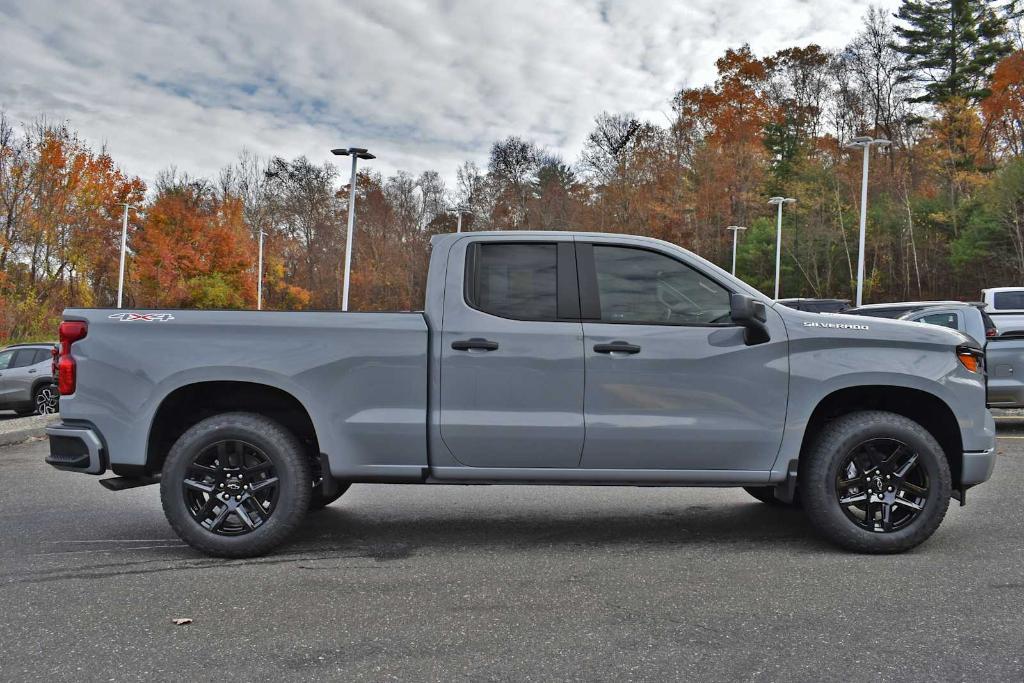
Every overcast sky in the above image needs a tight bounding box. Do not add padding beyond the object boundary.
[0,0,899,188]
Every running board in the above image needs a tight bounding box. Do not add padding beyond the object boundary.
[99,475,160,491]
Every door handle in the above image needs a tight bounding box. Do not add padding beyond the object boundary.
[593,341,641,355]
[28,369,37,374]
[452,338,499,352]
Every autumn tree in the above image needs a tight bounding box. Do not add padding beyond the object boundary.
[132,171,255,309]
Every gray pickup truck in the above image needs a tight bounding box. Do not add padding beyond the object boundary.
[46,232,996,557]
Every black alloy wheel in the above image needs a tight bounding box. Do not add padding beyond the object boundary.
[835,438,929,533]
[800,410,951,554]
[182,440,280,535]
[160,412,311,557]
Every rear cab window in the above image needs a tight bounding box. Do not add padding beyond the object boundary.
[993,291,1024,310]
[464,241,578,321]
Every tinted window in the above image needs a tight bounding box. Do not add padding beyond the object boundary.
[0,350,12,370]
[592,246,731,325]
[467,243,558,320]
[993,291,1024,310]
[918,312,959,330]
[32,349,52,365]
[10,349,38,368]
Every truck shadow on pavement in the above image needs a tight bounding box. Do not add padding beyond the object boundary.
[287,501,830,560]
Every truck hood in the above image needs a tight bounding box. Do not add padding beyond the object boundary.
[776,306,976,349]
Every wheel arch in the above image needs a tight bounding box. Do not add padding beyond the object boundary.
[145,381,320,476]
[798,385,963,485]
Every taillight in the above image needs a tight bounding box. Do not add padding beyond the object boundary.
[58,320,88,395]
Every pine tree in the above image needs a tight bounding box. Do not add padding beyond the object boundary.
[894,0,1013,103]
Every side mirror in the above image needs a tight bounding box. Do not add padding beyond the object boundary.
[730,293,770,345]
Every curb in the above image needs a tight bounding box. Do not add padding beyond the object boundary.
[0,416,59,448]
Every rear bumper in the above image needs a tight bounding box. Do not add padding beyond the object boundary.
[962,447,996,487]
[45,422,106,475]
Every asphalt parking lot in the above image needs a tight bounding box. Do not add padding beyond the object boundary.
[1,420,1023,682]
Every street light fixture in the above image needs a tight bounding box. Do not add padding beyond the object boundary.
[845,136,891,307]
[726,225,747,276]
[116,202,140,309]
[331,147,376,312]
[455,205,473,233]
[767,197,796,300]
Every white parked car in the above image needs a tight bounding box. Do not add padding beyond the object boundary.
[981,287,1024,335]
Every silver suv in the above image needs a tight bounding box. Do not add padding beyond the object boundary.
[0,343,59,416]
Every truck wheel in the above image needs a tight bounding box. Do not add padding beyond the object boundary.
[800,410,951,554]
[743,486,799,507]
[309,483,351,510]
[160,412,311,558]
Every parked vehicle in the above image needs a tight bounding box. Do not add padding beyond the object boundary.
[46,232,995,557]
[0,343,59,416]
[899,303,1024,407]
[846,300,965,319]
[981,287,1024,335]
[776,298,850,313]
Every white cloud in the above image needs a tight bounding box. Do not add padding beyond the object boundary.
[0,0,900,189]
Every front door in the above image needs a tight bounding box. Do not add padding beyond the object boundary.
[439,238,585,468]
[577,242,789,472]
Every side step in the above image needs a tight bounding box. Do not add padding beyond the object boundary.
[99,475,160,491]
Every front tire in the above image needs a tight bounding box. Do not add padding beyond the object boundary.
[160,412,311,558]
[800,410,951,554]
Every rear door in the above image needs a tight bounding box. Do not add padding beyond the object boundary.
[2,349,42,404]
[439,236,585,468]
[577,241,789,472]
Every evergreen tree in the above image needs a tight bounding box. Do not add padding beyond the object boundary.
[894,0,1013,103]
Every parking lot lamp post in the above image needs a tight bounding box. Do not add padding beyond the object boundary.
[845,136,891,307]
[726,225,747,276]
[455,206,472,233]
[331,147,376,312]
[116,202,139,309]
[767,197,796,299]
[257,230,266,310]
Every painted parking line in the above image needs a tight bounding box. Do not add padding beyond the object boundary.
[997,435,1024,439]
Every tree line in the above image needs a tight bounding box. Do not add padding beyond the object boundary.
[2,0,1023,342]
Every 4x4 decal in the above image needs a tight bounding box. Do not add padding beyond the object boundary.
[108,313,175,322]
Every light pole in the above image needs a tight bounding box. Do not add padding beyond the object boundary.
[116,202,140,309]
[845,136,890,307]
[331,147,376,312]
[455,205,472,233]
[257,230,266,310]
[726,226,747,276]
[767,197,796,300]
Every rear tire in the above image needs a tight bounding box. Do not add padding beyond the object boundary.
[160,412,311,558]
[800,410,951,554]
